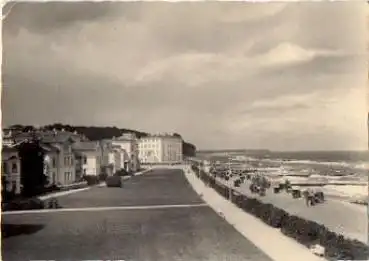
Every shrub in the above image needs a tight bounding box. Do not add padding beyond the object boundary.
[106,176,122,187]
[2,190,16,202]
[98,173,108,181]
[82,175,100,186]
[2,197,44,211]
[114,169,130,176]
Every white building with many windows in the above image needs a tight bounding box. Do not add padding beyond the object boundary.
[138,134,183,164]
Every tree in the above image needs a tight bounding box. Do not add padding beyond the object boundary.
[18,140,48,197]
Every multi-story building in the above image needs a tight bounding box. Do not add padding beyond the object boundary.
[109,145,123,174]
[112,133,139,172]
[72,141,102,176]
[12,130,78,186]
[138,134,183,164]
[2,147,21,195]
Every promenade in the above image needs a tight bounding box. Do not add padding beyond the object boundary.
[215,175,367,243]
[2,168,273,261]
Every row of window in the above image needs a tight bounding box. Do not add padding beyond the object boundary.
[64,172,73,182]
[50,155,74,168]
[63,156,73,167]
[2,162,18,174]
[139,143,160,149]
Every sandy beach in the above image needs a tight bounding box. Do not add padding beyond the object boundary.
[211,174,367,243]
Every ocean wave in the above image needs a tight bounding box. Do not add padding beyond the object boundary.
[258,158,368,170]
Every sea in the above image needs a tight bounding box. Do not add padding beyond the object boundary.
[201,150,369,181]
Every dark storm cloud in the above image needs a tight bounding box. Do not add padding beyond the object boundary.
[3,2,118,34]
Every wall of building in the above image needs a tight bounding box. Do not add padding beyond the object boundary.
[139,135,183,164]
[81,151,101,176]
[112,138,139,172]
[2,151,21,195]
[53,143,76,185]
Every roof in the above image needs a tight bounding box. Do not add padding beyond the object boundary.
[39,143,60,152]
[13,130,83,144]
[72,141,100,151]
[140,135,182,140]
[6,155,19,161]
[2,146,17,152]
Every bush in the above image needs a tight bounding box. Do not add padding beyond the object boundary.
[2,190,16,202]
[82,175,100,186]
[106,176,123,187]
[40,184,61,194]
[114,169,130,177]
[98,173,108,181]
[2,197,44,211]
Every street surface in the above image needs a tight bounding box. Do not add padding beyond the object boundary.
[2,168,273,261]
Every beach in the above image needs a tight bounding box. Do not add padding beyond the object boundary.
[200,153,368,243]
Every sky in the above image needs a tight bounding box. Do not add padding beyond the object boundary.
[2,1,368,151]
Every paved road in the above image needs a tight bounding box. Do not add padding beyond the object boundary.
[2,168,273,261]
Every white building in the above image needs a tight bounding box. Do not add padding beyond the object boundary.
[107,145,125,174]
[139,134,183,164]
[112,133,139,172]
[72,141,102,176]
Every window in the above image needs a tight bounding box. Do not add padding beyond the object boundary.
[52,172,56,184]
[11,163,17,173]
[52,157,56,168]
[3,162,8,174]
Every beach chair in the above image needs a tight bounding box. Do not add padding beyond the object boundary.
[292,189,301,199]
[314,191,324,203]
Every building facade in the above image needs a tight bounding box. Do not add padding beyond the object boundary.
[112,133,139,172]
[2,147,21,195]
[72,141,102,176]
[138,134,183,164]
[12,129,81,185]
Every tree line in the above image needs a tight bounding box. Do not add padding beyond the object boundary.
[8,123,197,156]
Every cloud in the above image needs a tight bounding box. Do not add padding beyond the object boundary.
[2,1,367,151]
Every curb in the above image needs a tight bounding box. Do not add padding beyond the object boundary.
[183,166,327,261]
[38,187,91,200]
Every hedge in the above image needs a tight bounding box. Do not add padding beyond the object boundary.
[106,176,123,187]
[191,166,369,260]
[2,197,44,211]
[81,175,100,186]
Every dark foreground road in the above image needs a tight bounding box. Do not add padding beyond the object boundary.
[2,169,273,261]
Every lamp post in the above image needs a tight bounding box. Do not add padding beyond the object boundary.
[228,154,233,201]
